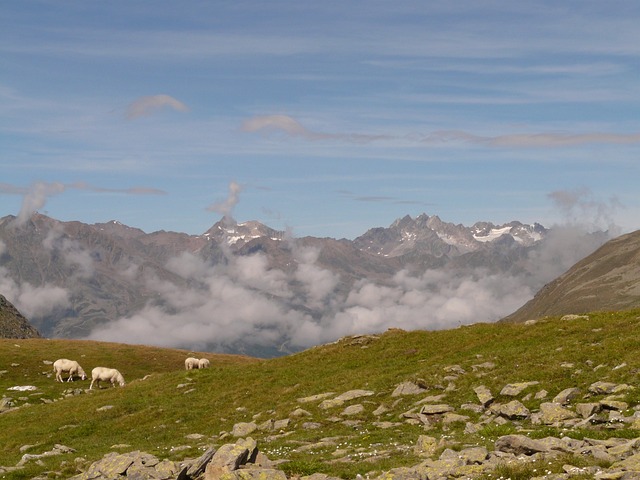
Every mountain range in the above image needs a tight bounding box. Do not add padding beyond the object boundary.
[0,212,614,355]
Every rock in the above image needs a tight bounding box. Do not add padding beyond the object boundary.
[589,381,621,395]
[471,362,495,371]
[534,389,548,399]
[577,402,602,418]
[17,444,75,467]
[419,404,454,415]
[473,385,494,407]
[552,387,581,405]
[536,402,577,424]
[500,381,539,396]
[491,400,530,420]
[290,408,311,418]
[600,399,629,411]
[561,314,589,321]
[185,446,217,478]
[231,422,257,437]
[443,365,466,375]
[341,404,364,416]
[457,446,489,464]
[319,390,374,409]
[495,434,550,455]
[442,412,470,425]
[297,393,335,403]
[220,468,288,479]
[204,441,251,479]
[391,381,427,397]
[373,404,389,416]
[413,435,438,457]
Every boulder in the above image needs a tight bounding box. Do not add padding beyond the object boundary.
[391,381,427,397]
[491,400,530,420]
[473,385,494,407]
[552,387,580,405]
[204,442,252,479]
[495,434,550,455]
[536,402,577,424]
[231,422,257,437]
[500,382,539,396]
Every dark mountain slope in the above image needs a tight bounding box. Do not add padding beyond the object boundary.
[0,294,41,338]
[502,229,640,322]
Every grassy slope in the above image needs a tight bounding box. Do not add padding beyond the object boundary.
[2,310,640,479]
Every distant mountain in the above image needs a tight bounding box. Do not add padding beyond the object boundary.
[354,213,547,258]
[0,211,605,355]
[0,294,41,339]
[502,229,640,322]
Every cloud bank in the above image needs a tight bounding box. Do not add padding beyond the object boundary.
[84,224,606,354]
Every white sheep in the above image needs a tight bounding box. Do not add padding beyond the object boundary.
[185,357,199,370]
[89,367,126,390]
[53,358,87,383]
[198,358,210,369]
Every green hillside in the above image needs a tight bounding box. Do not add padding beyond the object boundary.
[2,310,640,479]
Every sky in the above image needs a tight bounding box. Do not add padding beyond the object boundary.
[2,1,640,240]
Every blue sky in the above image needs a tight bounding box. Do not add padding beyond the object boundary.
[2,1,639,239]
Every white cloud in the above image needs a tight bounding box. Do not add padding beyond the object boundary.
[125,94,189,119]
[43,227,95,278]
[86,241,538,353]
[207,181,243,220]
[0,266,70,319]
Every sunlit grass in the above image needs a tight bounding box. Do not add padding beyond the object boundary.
[1,309,640,478]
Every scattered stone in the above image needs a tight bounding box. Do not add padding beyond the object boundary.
[341,404,364,416]
[18,444,75,467]
[419,404,454,415]
[589,381,620,395]
[297,393,335,403]
[231,422,257,437]
[500,381,539,396]
[474,385,494,407]
[553,387,581,405]
[443,365,466,375]
[413,435,438,457]
[491,400,530,420]
[290,408,311,418]
[373,404,389,416]
[391,381,427,397]
[535,402,577,424]
[561,314,589,321]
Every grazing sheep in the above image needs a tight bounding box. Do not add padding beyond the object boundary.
[185,357,199,370]
[53,358,87,383]
[198,358,210,369]
[89,367,126,390]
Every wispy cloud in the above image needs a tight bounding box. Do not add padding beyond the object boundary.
[206,181,242,220]
[241,115,392,143]
[125,94,189,119]
[548,187,623,232]
[243,114,640,148]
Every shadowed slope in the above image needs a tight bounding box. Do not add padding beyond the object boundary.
[502,230,640,323]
